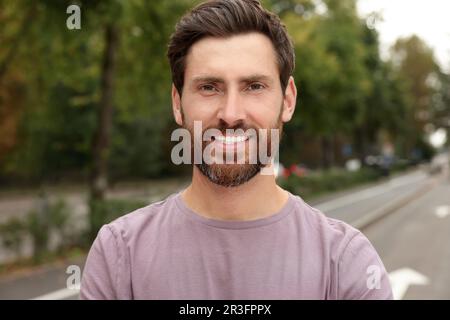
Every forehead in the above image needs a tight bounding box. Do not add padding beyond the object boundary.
[184,32,279,81]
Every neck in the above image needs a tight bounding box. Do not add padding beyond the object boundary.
[181,166,289,221]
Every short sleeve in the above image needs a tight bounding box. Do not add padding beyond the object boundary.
[337,232,393,300]
[80,224,132,300]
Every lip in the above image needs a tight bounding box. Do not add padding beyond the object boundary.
[211,134,251,152]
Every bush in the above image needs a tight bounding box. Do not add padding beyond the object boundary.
[87,198,147,242]
[280,167,382,200]
[0,218,26,259]
[0,196,73,264]
[0,195,148,266]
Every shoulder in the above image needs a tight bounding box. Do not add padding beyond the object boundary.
[101,193,180,244]
[288,194,392,299]
[288,193,384,277]
[289,193,363,252]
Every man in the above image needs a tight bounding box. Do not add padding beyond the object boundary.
[80,0,393,299]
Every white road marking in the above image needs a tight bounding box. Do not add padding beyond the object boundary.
[435,205,450,218]
[31,287,79,300]
[388,268,429,300]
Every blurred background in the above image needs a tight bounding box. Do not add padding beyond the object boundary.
[0,0,449,299]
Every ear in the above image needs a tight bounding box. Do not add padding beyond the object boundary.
[281,76,297,123]
[172,84,183,126]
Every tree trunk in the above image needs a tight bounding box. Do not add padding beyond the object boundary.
[321,136,334,169]
[89,24,119,202]
[354,126,368,164]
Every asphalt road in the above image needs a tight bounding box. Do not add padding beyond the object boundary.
[0,258,84,300]
[363,175,450,299]
[316,170,432,225]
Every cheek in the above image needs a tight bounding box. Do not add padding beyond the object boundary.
[181,95,219,124]
[247,97,283,127]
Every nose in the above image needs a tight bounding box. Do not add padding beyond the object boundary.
[217,88,246,127]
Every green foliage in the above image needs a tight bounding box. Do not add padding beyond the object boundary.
[280,167,382,200]
[87,198,147,241]
[0,195,147,265]
[0,218,26,258]
[0,197,72,263]
[0,0,447,182]
[26,197,72,262]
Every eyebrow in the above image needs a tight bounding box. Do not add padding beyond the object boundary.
[191,74,274,85]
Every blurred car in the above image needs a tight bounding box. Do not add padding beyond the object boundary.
[364,154,395,176]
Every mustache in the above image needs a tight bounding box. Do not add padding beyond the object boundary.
[203,120,254,134]
[185,120,259,136]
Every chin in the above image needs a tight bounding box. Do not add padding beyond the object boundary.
[196,163,263,187]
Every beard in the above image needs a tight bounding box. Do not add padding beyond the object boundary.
[182,105,283,188]
[196,161,263,188]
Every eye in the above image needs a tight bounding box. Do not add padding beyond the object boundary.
[199,84,217,92]
[247,83,265,91]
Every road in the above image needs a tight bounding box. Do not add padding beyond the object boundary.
[363,175,450,299]
[0,258,84,300]
[0,155,449,300]
[315,169,433,227]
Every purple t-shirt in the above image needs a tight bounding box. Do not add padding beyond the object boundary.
[80,191,393,299]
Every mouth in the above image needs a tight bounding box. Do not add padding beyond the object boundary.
[205,132,260,164]
[213,135,250,145]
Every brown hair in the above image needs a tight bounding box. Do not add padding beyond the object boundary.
[167,0,295,95]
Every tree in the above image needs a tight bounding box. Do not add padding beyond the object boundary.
[279,0,371,168]
[390,35,441,155]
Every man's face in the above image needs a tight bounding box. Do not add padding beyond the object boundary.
[172,32,296,187]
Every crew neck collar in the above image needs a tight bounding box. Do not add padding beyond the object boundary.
[174,190,297,230]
